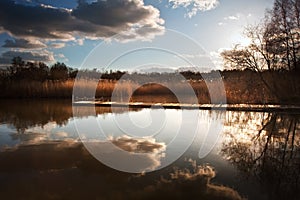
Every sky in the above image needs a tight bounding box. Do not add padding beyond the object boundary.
[0,0,275,71]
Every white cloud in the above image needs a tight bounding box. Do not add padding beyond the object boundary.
[50,42,66,49]
[224,14,240,21]
[179,53,208,59]
[54,131,69,138]
[2,38,46,49]
[209,48,230,69]
[76,38,84,46]
[168,0,219,18]
[55,53,69,62]
[57,53,66,59]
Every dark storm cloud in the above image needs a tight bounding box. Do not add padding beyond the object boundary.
[2,38,47,49]
[0,50,54,64]
[73,0,150,27]
[0,0,75,39]
[0,0,164,41]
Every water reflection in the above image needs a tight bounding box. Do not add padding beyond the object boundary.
[83,136,167,172]
[0,100,299,199]
[0,99,72,133]
[222,112,300,200]
[0,99,140,134]
[0,140,243,200]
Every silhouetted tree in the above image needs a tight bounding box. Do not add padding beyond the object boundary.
[221,0,300,102]
[68,67,78,79]
[50,62,69,80]
[27,62,49,81]
[36,62,49,81]
[9,56,25,76]
[8,57,49,81]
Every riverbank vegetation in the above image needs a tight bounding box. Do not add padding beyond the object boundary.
[0,61,299,104]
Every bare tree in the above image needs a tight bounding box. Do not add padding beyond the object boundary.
[221,0,300,103]
[267,0,300,71]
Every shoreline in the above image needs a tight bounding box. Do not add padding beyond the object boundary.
[73,101,300,113]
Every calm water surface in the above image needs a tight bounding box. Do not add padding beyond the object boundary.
[0,100,299,200]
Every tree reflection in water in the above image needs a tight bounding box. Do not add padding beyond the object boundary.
[222,111,300,200]
[0,99,140,134]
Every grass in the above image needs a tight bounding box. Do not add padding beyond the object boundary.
[0,72,299,105]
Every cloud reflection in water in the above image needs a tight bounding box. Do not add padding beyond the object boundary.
[0,140,244,200]
[84,135,166,173]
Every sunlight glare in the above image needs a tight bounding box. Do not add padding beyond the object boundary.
[230,33,251,47]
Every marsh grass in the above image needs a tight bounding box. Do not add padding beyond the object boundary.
[0,73,298,104]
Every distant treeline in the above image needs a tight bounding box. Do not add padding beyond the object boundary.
[0,56,248,81]
[0,56,299,104]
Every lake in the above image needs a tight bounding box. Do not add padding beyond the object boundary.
[0,99,299,200]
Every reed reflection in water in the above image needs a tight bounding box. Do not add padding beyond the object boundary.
[0,100,299,199]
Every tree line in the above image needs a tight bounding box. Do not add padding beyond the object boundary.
[0,56,129,81]
[0,55,255,82]
[2,56,78,81]
[222,0,300,102]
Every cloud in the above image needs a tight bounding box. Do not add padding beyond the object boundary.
[0,0,165,42]
[209,48,230,69]
[2,38,46,49]
[168,0,219,18]
[54,131,69,138]
[50,42,66,49]
[57,53,66,59]
[56,53,69,62]
[224,15,240,21]
[76,38,84,46]
[218,14,241,27]
[0,50,55,64]
[179,53,208,59]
